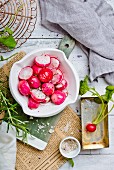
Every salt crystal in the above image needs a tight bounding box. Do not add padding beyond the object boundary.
[71,132,74,135]
[48,129,54,134]
[29,116,33,119]
[23,121,29,123]
[38,125,44,129]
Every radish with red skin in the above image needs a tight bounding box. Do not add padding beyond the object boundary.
[56,79,67,90]
[32,64,42,75]
[18,80,30,96]
[51,90,66,105]
[28,97,40,109]
[28,76,41,89]
[31,89,46,103]
[48,57,60,69]
[39,68,53,83]
[42,83,55,96]
[86,123,96,132]
[18,66,33,80]
[35,54,50,67]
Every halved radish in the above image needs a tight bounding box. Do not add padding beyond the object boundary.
[48,57,60,69]
[42,96,50,103]
[56,79,67,90]
[28,76,41,89]
[18,66,33,80]
[42,82,55,96]
[32,64,42,75]
[52,69,63,76]
[51,90,66,105]
[62,89,68,97]
[39,68,53,83]
[28,97,40,109]
[51,69,63,84]
[18,80,30,96]
[31,89,46,102]
[34,54,50,67]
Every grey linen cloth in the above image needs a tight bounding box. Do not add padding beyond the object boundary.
[0,122,16,170]
[39,0,114,85]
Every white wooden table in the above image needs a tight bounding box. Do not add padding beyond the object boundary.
[0,1,114,169]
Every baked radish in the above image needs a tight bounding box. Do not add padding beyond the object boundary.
[18,80,30,96]
[48,57,60,69]
[28,97,40,109]
[56,79,67,90]
[42,83,55,96]
[32,64,42,75]
[51,90,66,105]
[39,68,53,83]
[52,69,63,84]
[34,54,50,67]
[31,89,46,102]
[18,66,33,80]
[28,76,41,89]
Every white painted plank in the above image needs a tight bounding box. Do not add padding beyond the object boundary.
[80,149,91,155]
[90,149,100,155]
[60,155,114,170]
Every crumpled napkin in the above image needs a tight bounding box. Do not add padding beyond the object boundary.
[39,0,114,85]
[0,122,16,170]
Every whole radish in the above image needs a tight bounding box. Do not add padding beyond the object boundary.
[35,54,50,67]
[39,68,53,83]
[51,90,66,105]
[18,66,33,80]
[86,123,96,132]
[18,80,30,96]
[32,64,42,75]
[28,97,40,109]
[42,83,55,96]
[28,76,41,89]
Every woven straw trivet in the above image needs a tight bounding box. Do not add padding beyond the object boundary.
[0,52,81,170]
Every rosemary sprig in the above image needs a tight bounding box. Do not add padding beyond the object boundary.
[0,84,29,141]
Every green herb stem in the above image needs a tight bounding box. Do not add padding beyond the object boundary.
[94,104,114,125]
[0,53,18,61]
[68,158,74,167]
[79,76,114,125]
[0,89,29,141]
